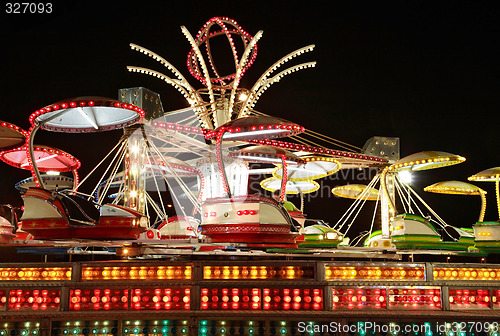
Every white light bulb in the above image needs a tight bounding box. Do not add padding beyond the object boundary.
[398,171,413,184]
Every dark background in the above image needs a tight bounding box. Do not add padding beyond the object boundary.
[1,1,499,241]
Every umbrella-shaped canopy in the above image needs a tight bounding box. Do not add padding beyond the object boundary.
[390,151,466,172]
[0,145,80,172]
[228,145,303,165]
[205,115,304,141]
[0,121,28,151]
[29,97,145,133]
[468,167,500,182]
[425,180,486,222]
[273,156,340,181]
[424,180,485,195]
[260,177,320,194]
[468,167,500,220]
[15,175,74,193]
[332,184,380,201]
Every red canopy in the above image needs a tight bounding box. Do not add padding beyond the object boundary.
[205,115,304,141]
[0,145,80,172]
[0,121,28,151]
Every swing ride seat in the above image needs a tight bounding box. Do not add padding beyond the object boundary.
[200,194,299,245]
[391,213,474,251]
[303,218,327,228]
[298,222,343,248]
[55,191,100,226]
[435,225,461,242]
[20,187,147,240]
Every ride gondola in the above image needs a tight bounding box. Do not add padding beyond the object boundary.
[18,97,147,240]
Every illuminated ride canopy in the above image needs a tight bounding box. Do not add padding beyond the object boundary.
[9,97,147,240]
[468,168,500,251]
[0,121,28,151]
[425,181,486,222]
[389,151,466,172]
[26,96,144,189]
[29,97,144,133]
[261,178,320,195]
[469,167,500,220]
[0,145,80,172]
[0,145,81,190]
[273,156,341,182]
[332,184,380,201]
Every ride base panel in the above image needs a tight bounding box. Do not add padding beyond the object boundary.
[1,260,500,336]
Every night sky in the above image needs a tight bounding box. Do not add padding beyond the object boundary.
[1,1,499,238]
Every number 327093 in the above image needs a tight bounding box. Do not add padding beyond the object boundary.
[6,3,53,14]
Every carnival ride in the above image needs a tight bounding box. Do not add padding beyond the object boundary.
[2,16,500,332]
[0,16,496,260]
[0,97,148,241]
[328,151,490,253]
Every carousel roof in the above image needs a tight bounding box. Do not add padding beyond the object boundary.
[29,97,145,133]
[424,180,485,195]
[389,151,465,172]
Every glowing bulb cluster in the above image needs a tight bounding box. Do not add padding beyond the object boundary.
[151,121,206,135]
[130,43,187,82]
[389,156,466,171]
[424,186,484,194]
[203,266,312,280]
[263,288,323,310]
[187,17,257,86]
[0,145,80,171]
[0,121,29,138]
[9,289,61,311]
[433,267,500,281]
[388,287,441,310]
[325,265,426,281]
[201,288,260,310]
[81,266,192,281]
[449,289,491,310]
[0,267,71,281]
[127,67,191,102]
[122,320,188,336]
[28,99,144,130]
[70,288,129,311]
[332,288,387,310]
[130,288,190,310]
